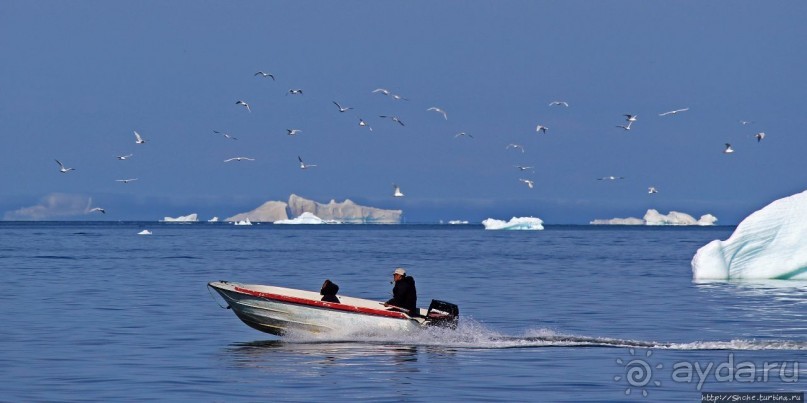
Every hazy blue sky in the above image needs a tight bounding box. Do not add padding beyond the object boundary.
[1,1,805,223]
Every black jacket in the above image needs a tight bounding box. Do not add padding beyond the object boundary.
[386,275,417,316]
[320,279,340,303]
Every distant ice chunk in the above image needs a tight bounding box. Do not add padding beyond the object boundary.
[138,230,152,235]
[161,213,198,222]
[274,212,341,225]
[482,216,544,230]
[644,209,697,225]
[697,214,718,226]
[692,189,807,280]
[590,217,645,225]
[448,220,469,225]
[208,216,219,223]
[234,218,253,226]
[590,209,717,226]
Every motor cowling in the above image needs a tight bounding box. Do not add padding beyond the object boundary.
[426,299,459,329]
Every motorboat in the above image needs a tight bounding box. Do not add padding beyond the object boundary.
[208,281,459,336]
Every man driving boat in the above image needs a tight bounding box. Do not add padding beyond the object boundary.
[384,267,417,316]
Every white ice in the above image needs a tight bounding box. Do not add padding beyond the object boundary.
[590,217,645,225]
[644,209,698,225]
[161,213,198,222]
[482,216,544,230]
[692,189,807,280]
[590,209,716,226]
[274,212,342,225]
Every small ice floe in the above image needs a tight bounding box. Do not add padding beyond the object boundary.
[138,230,152,235]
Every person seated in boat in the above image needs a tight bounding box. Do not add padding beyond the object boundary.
[384,267,417,316]
[320,279,340,303]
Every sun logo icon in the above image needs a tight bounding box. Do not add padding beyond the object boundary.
[614,348,663,397]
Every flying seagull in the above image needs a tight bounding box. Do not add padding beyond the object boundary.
[224,157,255,162]
[287,129,302,136]
[254,71,275,80]
[134,131,146,144]
[506,143,525,153]
[659,107,689,116]
[549,101,569,107]
[372,88,407,100]
[358,118,373,131]
[755,132,766,142]
[427,107,448,120]
[393,183,404,197]
[739,120,753,125]
[519,178,535,189]
[514,165,534,171]
[116,154,133,160]
[55,159,75,173]
[723,143,734,154]
[454,131,473,138]
[616,121,633,131]
[379,115,405,126]
[298,155,316,169]
[598,176,624,181]
[115,178,138,184]
[333,101,353,112]
[648,187,658,194]
[235,100,251,112]
[88,207,106,214]
[213,130,237,140]
[287,89,303,95]
[535,124,548,134]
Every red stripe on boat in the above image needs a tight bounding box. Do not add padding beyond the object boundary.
[233,286,410,319]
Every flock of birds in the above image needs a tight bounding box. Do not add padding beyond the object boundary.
[52,69,769,217]
[54,130,146,213]
[51,71,444,215]
[507,104,768,195]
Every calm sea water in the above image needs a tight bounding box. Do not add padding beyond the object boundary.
[1,222,806,402]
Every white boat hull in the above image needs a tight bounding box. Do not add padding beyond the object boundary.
[208,281,427,336]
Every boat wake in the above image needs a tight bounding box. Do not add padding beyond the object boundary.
[274,319,807,351]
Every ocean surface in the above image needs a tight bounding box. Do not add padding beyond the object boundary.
[2,222,806,402]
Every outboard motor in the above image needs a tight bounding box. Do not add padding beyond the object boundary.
[426,299,459,329]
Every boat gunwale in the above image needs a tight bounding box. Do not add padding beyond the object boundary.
[220,283,412,320]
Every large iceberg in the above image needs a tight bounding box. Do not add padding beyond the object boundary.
[692,189,807,280]
[225,194,401,223]
[590,209,717,226]
[286,194,400,224]
[226,201,289,223]
[482,216,544,230]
